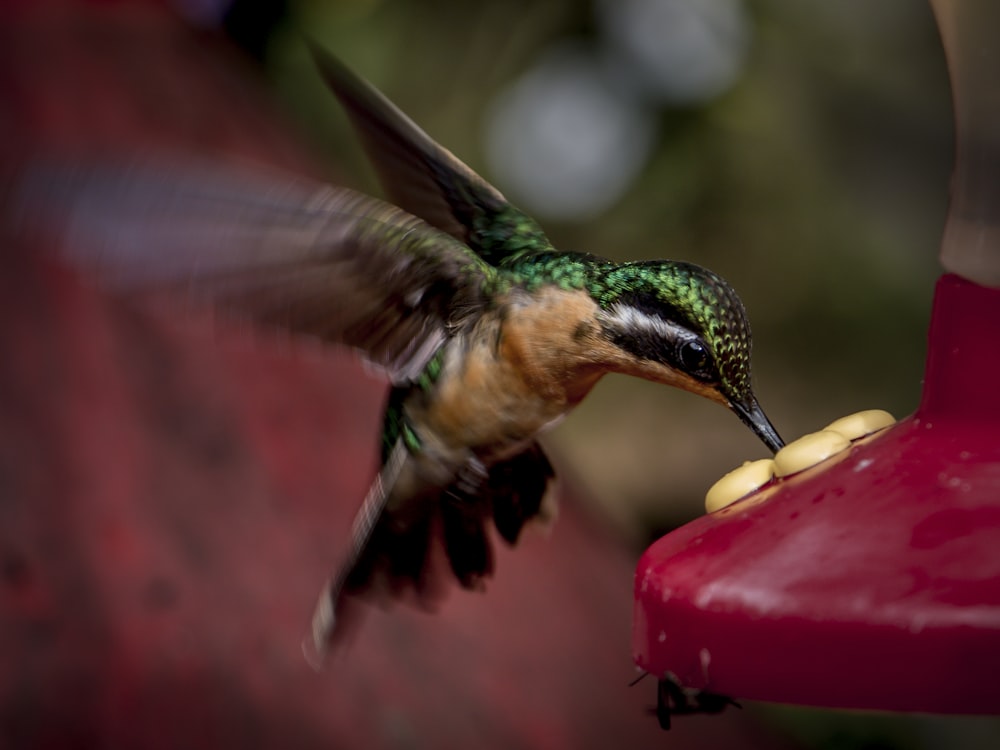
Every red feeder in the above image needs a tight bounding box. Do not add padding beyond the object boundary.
[633,0,1000,721]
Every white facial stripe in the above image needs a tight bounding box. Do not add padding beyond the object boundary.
[604,302,690,342]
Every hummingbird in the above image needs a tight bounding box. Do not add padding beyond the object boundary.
[8,48,784,661]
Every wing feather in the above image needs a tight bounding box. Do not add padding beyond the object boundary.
[8,157,494,383]
[311,47,507,248]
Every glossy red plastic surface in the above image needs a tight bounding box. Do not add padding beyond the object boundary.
[633,275,1000,713]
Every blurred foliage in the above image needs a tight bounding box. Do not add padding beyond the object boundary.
[221,2,999,748]
[757,703,1000,750]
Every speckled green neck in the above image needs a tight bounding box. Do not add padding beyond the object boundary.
[468,200,754,400]
[498,252,753,400]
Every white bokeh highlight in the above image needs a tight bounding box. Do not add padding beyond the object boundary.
[485,45,656,222]
[597,0,751,105]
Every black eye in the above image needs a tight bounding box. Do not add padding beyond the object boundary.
[678,340,710,377]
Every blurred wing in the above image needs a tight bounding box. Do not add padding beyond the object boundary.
[312,46,551,264]
[9,158,494,383]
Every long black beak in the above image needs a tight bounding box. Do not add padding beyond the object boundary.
[731,396,785,454]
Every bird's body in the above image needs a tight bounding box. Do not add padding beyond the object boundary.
[319,227,782,654]
[405,285,595,463]
[387,258,757,473]
[8,48,784,661]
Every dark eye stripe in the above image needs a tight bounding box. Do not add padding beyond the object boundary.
[600,304,719,384]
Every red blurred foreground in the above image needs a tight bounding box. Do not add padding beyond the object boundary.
[0,1,792,747]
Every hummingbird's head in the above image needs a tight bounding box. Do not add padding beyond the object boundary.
[596,260,784,453]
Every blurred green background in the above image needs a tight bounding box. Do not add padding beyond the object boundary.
[212,1,998,748]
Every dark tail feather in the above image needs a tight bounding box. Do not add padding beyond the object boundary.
[438,442,555,590]
[489,443,556,546]
[307,442,556,665]
[361,502,441,605]
[441,492,494,590]
[308,439,410,663]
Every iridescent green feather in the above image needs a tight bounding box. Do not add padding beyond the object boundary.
[498,249,753,398]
